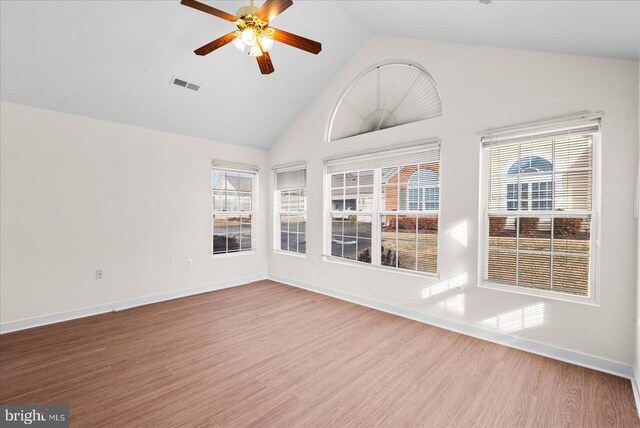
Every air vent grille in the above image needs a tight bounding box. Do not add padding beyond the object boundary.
[171,77,200,92]
[173,78,188,87]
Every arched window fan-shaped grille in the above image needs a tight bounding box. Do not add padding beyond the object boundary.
[328,63,442,142]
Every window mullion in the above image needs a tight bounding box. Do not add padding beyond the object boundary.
[487,210,591,217]
[372,168,382,266]
[386,210,440,216]
[550,137,556,290]
[396,166,400,213]
[414,211,419,271]
[515,138,521,286]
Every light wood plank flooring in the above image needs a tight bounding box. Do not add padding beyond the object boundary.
[1,280,638,427]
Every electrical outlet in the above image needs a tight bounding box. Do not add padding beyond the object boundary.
[186,258,193,267]
[95,270,103,280]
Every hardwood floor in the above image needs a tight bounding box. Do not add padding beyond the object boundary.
[1,280,638,427]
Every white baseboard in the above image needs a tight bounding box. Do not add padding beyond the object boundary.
[633,367,640,416]
[0,274,267,334]
[269,274,635,382]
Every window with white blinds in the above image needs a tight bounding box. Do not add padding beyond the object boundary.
[275,166,307,254]
[325,142,440,274]
[212,162,258,255]
[480,117,600,300]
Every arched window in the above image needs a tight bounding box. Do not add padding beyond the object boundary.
[507,155,553,211]
[328,63,442,142]
[408,169,439,211]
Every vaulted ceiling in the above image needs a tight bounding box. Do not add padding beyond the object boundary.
[1,1,638,149]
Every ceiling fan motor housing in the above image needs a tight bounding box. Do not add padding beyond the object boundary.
[236,5,259,19]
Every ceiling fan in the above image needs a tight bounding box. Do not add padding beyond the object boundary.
[181,0,322,75]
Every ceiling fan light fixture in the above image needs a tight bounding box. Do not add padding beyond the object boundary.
[259,34,274,52]
[241,28,257,46]
[232,31,247,51]
[249,44,263,57]
[181,0,322,75]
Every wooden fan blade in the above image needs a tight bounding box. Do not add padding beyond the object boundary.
[181,0,237,22]
[194,32,237,56]
[271,27,321,55]
[257,51,275,75]
[255,0,293,23]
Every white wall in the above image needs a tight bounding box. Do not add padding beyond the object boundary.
[636,62,640,387]
[0,102,268,325]
[1,38,638,368]
[268,37,639,365]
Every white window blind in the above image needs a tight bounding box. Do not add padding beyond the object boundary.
[325,142,440,274]
[275,165,307,254]
[211,160,259,173]
[328,63,442,142]
[326,142,440,174]
[212,166,257,255]
[276,168,306,190]
[480,116,599,298]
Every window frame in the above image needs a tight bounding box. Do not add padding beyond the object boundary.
[273,166,307,256]
[212,166,258,257]
[322,144,442,278]
[477,124,601,306]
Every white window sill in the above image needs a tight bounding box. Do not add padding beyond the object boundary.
[273,249,307,258]
[211,250,258,259]
[323,255,438,279]
[479,281,599,306]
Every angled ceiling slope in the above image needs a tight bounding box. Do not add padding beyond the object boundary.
[1,1,637,150]
[336,1,640,61]
[0,0,371,150]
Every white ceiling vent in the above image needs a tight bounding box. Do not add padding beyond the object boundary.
[171,77,200,92]
[328,63,442,142]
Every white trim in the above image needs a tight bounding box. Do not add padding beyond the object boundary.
[272,161,307,172]
[210,249,258,259]
[480,122,600,148]
[0,274,266,334]
[633,367,640,416]
[322,255,439,279]
[478,111,603,140]
[479,281,598,306]
[273,249,307,258]
[323,138,440,167]
[211,160,259,173]
[268,274,634,381]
